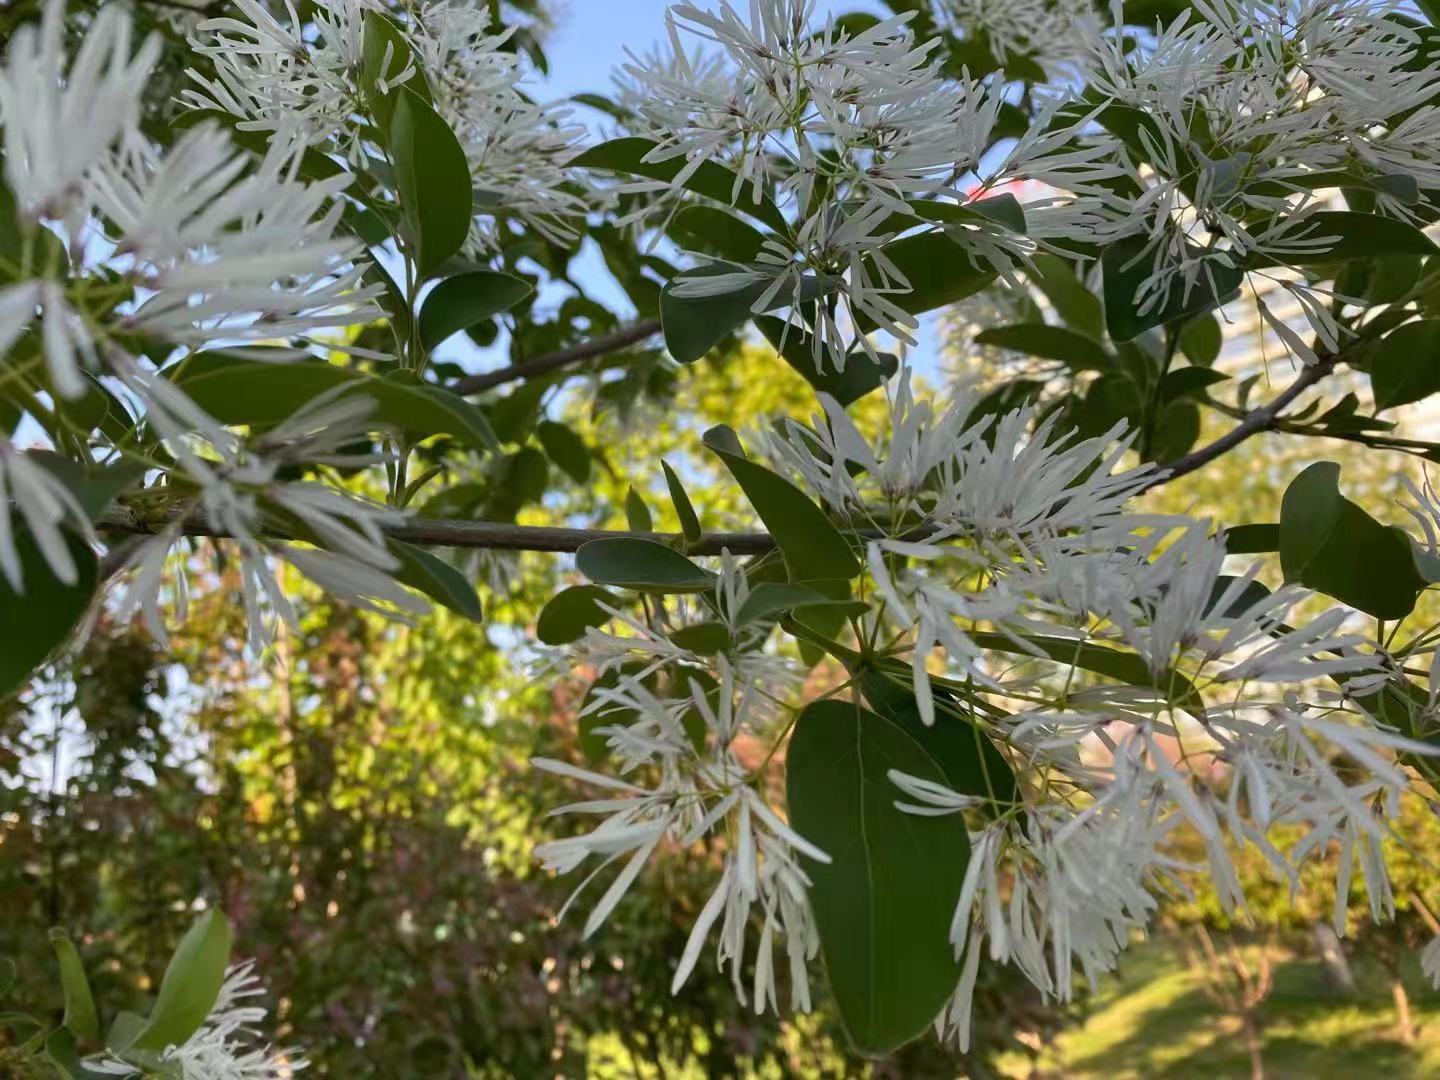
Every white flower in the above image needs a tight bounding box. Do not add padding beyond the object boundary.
[0,0,159,229]
[1423,935,1440,989]
[532,740,827,1002]
[87,124,380,345]
[0,444,95,592]
[0,280,97,399]
[614,0,1113,368]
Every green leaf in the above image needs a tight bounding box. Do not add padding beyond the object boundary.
[1224,523,1279,554]
[1178,312,1223,367]
[49,930,99,1043]
[361,10,431,128]
[1265,211,1438,267]
[662,460,702,545]
[128,910,232,1053]
[669,621,730,654]
[537,585,618,645]
[174,357,498,454]
[576,538,715,593]
[1279,461,1426,619]
[1371,320,1440,410]
[571,137,788,232]
[787,698,968,1055]
[973,323,1111,371]
[733,581,866,627]
[754,316,898,406]
[1103,235,1243,342]
[624,486,653,533]
[709,443,860,584]
[1028,254,1104,339]
[968,631,1206,715]
[388,540,482,621]
[0,530,97,700]
[419,270,532,350]
[856,668,1018,808]
[389,90,473,279]
[855,232,997,329]
[536,420,592,483]
[28,453,144,521]
[1159,366,1230,403]
[660,265,835,364]
[667,204,765,263]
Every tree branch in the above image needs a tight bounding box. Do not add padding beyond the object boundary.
[449,319,663,396]
[99,506,779,556]
[1142,357,1336,492]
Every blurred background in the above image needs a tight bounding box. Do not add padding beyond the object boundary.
[6,0,1440,1076]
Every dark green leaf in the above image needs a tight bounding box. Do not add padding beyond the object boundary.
[1159,367,1230,402]
[1103,235,1243,342]
[174,356,498,453]
[536,420,592,483]
[537,585,618,645]
[624,486,653,533]
[1224,523,1279,554]
[668,204,766,262]
[49,930,99,1043]
[1279,461,1426,619]
[1265,212,1437,267]
[390,90,472,278]
[856,233,997,329]
[576,538,715,593]
[973,323,1111,371]
[968,630,1206,715]
[662,460,702,545]
[1028,254,1104,339]
[128,911,232,1052]
[787,698,968,1055]
[572,137,788,232]
[660,265,834,364]
[669,621,730,654]
[856,668,1018,807]
[755,315,898,406]
[709,444,859,583]
[419,271,532,350]
[361,10,431,128]
[388,539,482,621]
[1371,320,1440,410]
[733,581,863,627]
[1178,313,1223,367]
[0,531,97,700]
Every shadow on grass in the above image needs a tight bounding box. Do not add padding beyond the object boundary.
[1061,950,1434,1080]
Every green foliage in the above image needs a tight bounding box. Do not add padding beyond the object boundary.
[1280,461,1427,619]
[786,698,969,1056]
[418,270,533,350]
[387,89,472,278]
[577,538,715,592]
[0,531,97,700]
[128,910,232,1053]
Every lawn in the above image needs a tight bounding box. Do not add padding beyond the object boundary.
[999,938,1440,1079]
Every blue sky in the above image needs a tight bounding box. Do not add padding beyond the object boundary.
[519,0,947,379]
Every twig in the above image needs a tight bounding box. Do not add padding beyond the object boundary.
[1142,357,1336,492]
[99,505,780,556]
[449,319,663,396]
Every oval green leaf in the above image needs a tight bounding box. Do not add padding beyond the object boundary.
[576,538,715,593]
[787,698,969,1055]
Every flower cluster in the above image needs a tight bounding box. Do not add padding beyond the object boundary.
[609,0,1119,369]
[90,961,306,1080]
[1086,0,1440,357]
[187,0,586,250]
[536,362,1440,1046]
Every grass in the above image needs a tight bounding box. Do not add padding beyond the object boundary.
[998,937,1440,1079]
